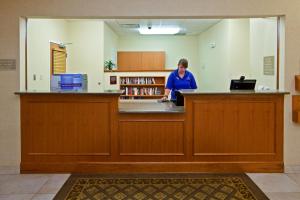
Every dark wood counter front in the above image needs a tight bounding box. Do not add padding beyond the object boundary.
[18,91,286,173]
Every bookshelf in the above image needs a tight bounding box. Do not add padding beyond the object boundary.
[120,76,166,99]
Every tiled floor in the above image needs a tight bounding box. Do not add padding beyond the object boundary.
[0,174,69,200]
[1,173,300,200]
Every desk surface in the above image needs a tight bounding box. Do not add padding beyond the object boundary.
[119,100,184,113]
[15,89,289,95]
[15,89,123,95]
[179,89,289,95]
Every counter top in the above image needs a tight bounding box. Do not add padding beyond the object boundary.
[119,100,184,113]
[179,89,289,95]
[15,89,123,95]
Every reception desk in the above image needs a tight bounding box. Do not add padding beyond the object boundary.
[16,89,288,173]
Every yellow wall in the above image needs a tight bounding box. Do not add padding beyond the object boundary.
[1,0,300,170]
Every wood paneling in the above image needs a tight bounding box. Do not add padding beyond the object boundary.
[183,95,283,164]
[19,93,285,173]
[295,75,300,91]
[117,52,142,70]
[117,51,165,71]
[21,162,283,173]
[193,100,275,155]
[141,52,165,70]
[119,120,184,155]
[21,95,118,163]
[292,95,300,123]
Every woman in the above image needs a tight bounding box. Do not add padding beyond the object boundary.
[162,58,197,101]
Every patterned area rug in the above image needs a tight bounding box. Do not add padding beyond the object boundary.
[54,174,269,200]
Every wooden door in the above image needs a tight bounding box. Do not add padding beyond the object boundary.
[50,42,67,74]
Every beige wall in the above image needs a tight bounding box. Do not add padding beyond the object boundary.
[1,0,300,169]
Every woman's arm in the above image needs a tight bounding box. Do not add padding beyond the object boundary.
[163,89,171,99]
[163,74,174,100]
[190,73,198,89]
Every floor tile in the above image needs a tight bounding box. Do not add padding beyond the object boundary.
[0,175,12,184]
[38,174,70,194]
[287,173,300,187]
[0,174,49,195]
[32,194,55,200]
[0,194,33,200]
[266,192,300,200]
[247,173,300,193]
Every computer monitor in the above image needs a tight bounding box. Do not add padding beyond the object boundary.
[230,76,256,90]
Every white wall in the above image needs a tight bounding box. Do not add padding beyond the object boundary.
[198,19,250,90]
[104,23,119,68]
[67,20,105,90]
[27,19,68,90]
[250,17,278,89]
[197,18,277,90]
[27,19,105,91]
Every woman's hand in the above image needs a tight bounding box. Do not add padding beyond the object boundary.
[162,89,171,101]
[161,95,169,102]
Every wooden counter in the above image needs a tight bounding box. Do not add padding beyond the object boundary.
[17,90,287,173]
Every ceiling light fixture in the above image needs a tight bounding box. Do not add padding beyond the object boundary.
[138,27,180,35]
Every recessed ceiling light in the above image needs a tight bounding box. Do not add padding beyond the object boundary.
[138,27,180,35]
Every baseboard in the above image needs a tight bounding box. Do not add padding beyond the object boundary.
[0,165,20,174]
[21,162,284,173]
[285,165,300,173]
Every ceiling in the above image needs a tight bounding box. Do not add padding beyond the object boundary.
[104,19,221,36]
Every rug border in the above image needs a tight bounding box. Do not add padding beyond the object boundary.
[54,173,269,200]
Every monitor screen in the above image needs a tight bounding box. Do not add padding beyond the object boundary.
[230,79,256,90]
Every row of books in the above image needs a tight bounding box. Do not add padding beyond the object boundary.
[120,77,156,85]
[121,96,144,99]
[122,87,161,96]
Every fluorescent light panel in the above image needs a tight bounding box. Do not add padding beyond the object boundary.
[138,27,180,35]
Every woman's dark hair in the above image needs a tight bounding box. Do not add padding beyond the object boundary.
[178,58,188,68]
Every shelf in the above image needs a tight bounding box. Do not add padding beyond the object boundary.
[104,69,174,72]
[120,76,165,100]
[120,84,165,87]
[121,95,164,97]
